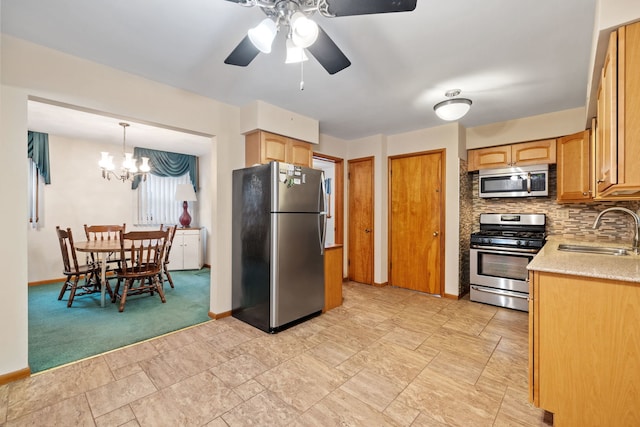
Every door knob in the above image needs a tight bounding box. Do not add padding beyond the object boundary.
[364,228,371,233]
[433,231,439,237]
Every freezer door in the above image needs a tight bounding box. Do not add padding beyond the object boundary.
[231,165,272,332]
[272,163,325,213]
[271,212,325,329]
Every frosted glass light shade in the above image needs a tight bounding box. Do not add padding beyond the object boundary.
[433,98,472,121]
[99,152,115,170]
[290,12,318,48]
[139,157,151,172]
[285,39,309,63]
[248,18,277,53]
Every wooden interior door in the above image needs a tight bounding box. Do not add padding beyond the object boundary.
[389,150,444,295]
[348,157,374,285]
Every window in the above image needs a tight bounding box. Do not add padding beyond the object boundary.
[136,173,192,226]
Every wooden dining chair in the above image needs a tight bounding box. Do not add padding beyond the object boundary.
[159,224,178,288]
[84,223,126,267]
[112,229,169,312]
[56,226,112,307]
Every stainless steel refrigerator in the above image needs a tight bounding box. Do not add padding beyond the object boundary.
[232,162,327,333]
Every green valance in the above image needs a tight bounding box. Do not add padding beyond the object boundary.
[131,147,198,191]
[27,131,51,184]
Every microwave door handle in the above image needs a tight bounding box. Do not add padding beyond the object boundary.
[526,172,531,193]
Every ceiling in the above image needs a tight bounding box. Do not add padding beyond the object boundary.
[2,0,597,144]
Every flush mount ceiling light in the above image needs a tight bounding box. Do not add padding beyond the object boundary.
[433,89,472,121]
[224,0,417,75]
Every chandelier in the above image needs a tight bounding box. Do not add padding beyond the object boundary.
[99,122,150,182]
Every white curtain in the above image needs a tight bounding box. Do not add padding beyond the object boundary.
[136,173,191,226]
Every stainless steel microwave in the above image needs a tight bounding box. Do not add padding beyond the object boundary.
[478,164,549,198]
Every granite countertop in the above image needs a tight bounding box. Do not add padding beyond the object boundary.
[527,236,640,283]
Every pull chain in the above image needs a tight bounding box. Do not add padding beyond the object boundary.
[299,60,305,91]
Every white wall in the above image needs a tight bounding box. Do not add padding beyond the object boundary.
[466,107,586,149]
[1,35,244,379]
[27,134,212,283]
[0,85,30,376]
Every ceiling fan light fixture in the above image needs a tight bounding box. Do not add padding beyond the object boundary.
[433,90,472,121]
[248,18,277,53]
[290,12,318,48]
[285,39,309,63]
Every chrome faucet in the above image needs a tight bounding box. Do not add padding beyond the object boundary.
[592,207,640,255]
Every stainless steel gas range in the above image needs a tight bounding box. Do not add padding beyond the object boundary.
[469,213,546,312]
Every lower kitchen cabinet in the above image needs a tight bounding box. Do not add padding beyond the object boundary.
[529,270,640,426]
[324,245,343,312]
[168,227,204,271]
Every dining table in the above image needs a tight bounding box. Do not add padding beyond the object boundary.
[75,239,121,307]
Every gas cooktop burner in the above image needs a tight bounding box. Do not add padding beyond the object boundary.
[471,230,546,239]
[471,213,547,250]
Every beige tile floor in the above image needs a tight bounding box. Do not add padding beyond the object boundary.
[0,282,551,426]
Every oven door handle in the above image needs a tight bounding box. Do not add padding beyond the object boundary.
[527,172,532,193]
[471,286,528,299]
[470,245,539,254]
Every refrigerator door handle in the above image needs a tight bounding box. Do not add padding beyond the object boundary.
[319,172,327,255]
[319,212,327,255]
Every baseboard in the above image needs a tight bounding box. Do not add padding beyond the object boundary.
[29,271,117,287]
[443,293,460,300]
[373,281,388,287]
[29,278,66,286]
[0,366,31,386]
[208,310,232,320]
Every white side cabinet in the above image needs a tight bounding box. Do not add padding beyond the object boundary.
[168,227,204,271]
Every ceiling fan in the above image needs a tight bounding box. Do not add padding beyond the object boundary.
[224,0,417,74]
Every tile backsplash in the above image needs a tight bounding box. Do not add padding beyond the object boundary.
[458,164,640,296]
[471,165,640,243]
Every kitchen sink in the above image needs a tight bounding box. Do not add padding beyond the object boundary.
[557,243,628,256]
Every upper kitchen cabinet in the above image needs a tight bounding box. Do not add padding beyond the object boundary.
[468,139,556,171]
[245,130,312,167]
[595,21,640,199]
[556,130,592,202]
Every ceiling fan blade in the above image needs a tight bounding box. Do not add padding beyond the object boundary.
[306,26,351,75]
[224,35,260,67]
[324,0,417,16]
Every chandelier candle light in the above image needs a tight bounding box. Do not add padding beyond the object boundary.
[99,122,151,182]
[175,183,198,228]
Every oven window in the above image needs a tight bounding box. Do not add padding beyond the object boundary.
[477,252,531,281]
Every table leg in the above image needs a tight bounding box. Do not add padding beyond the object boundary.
[99,253,107,307]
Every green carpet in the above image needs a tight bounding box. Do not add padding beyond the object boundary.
[28,268,211,373]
